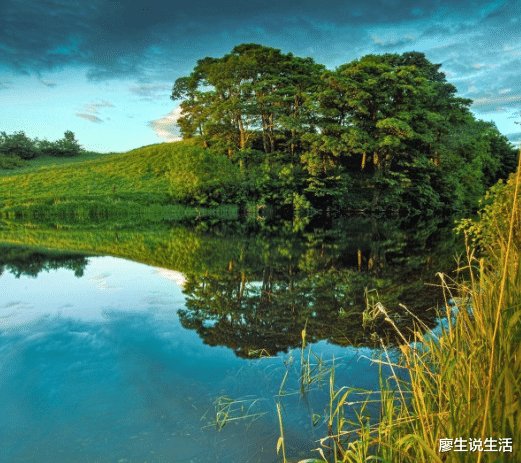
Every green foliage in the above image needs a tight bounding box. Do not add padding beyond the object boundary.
[457,155,521,249]
[0,154,27,170]
[0,130,83,163]
[295,157,521,463]
[0,131,39,159]
[3,48,516,218]
[172,43,324,158]
[0,140,242,209]
[310,52,472,214]
[172,46,517,216]
[39,130,82,157]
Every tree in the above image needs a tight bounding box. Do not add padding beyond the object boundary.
[306,52,471,212]
[171,46,516,216]
[172,44,323,161]
[0,131,38,159]
[0,130,84,160]
[52,130,82,157]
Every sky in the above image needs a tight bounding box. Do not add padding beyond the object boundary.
[0,0,520,152]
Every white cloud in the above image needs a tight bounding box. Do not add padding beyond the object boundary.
[154,268,186,288]
[148,107,183,142]
[83,100,114,114]
[472,94,521,111]
[129,83,171,100]
[76,112,103,123]
[76,100,115,123]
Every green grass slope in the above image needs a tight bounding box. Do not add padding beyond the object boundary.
[0,150,110,175]
[0,140,241,212]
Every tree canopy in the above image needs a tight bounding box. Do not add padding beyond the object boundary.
[0,130,83,166]
[172,45,517,216]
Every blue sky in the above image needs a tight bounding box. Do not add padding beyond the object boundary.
[0,0,519,152]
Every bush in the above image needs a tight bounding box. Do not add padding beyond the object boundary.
[0,130,83,162]
[0,131,38,159]
[0,154,27,169]
[38,131,82,157]
[457,161,521,250]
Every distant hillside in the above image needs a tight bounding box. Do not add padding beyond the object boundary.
[0,140,242,212]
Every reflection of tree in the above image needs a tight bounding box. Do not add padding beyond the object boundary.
[0,216,460,356]
[179,218,459,357]
[0,245,89,278]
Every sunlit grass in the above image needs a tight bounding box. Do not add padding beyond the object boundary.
[0,140,241,209]
[0,150,109,175]
[291,151,521,462]
[204,395,267,431]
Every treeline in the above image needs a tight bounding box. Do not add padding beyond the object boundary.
[0,130,83,167]
[172,44,517,216]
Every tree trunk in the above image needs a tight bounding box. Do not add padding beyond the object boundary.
[237,115,246,150]
[268,113,275,153]
[261,113,270,153]
[372,156,383,210]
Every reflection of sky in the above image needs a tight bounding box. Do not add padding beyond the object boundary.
[0,256,386,462]
[0,1,519,151]
[0,257,186,328]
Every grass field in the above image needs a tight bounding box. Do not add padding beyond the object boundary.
[0,140,241,211]
[0,150,112,176]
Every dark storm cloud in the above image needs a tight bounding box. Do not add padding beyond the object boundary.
[1,0,519,113]
[0,0,501,77]
[402,0,521,114]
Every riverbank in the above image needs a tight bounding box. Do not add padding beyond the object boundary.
[303,156,520,462]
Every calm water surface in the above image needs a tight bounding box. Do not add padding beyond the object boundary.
[0,218,458,462]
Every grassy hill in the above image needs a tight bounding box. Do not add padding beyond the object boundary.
[0,140,242,215]
[0,150,110,173]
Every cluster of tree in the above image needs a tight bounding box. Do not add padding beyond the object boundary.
[0,211,457,355]
[172,44,517,216]
[177,217,457,357]
[0,130,83,162]
[0,245,89,278]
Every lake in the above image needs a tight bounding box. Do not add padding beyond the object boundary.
[0,217,459,462]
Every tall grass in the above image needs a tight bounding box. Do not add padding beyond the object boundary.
[309,151,521,462]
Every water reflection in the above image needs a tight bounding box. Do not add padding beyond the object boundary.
[0,216,459,356]
[179,217,458,356]
[0,255,386,463]
[0,245,89,278]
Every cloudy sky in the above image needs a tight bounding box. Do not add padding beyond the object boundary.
[0,0,519,152]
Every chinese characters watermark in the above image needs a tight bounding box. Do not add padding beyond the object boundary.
[439,437,512,453]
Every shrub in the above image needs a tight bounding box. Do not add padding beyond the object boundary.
[0,131,38,159]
